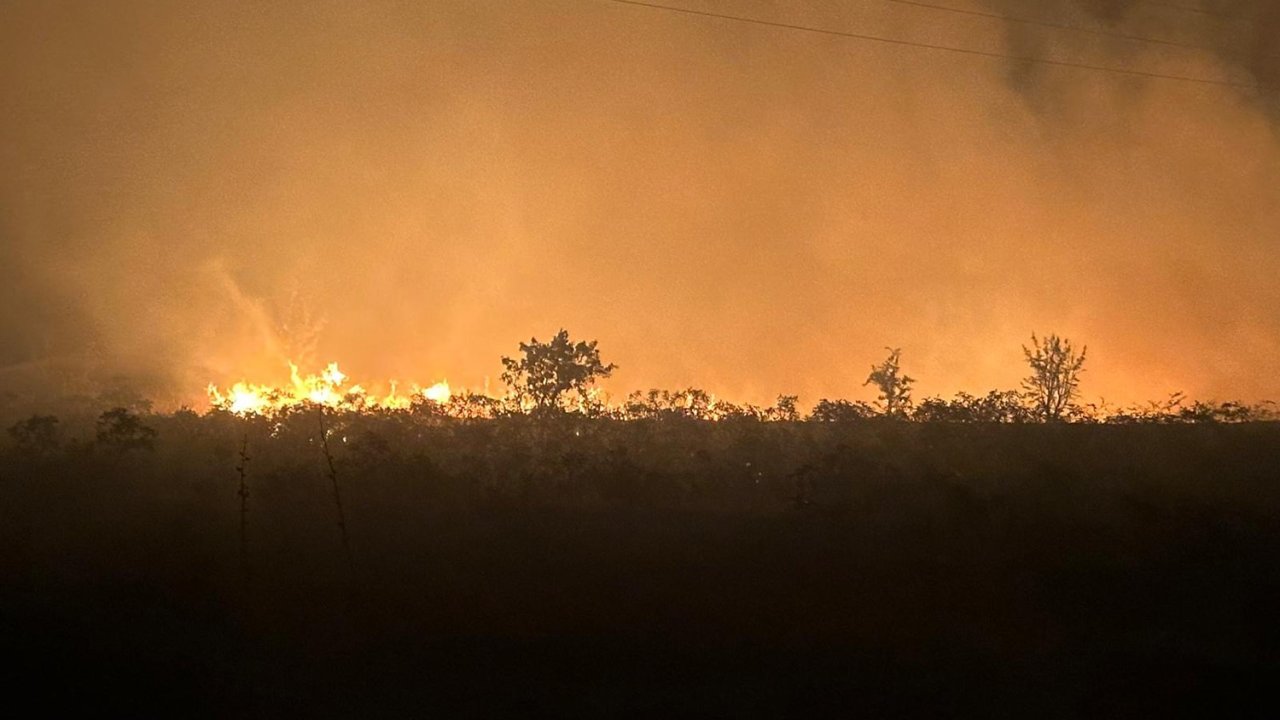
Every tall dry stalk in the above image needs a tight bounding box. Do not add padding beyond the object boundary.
[317,405,355,575]
[235,431,251,581]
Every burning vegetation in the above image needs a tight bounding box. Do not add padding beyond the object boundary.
[199,330,1276,425]
[207,361,451,416]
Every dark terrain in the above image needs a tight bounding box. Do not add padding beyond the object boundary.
[3,412,1277,717]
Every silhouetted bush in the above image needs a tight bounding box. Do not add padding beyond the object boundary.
[94,407,157,452]
[912,390,1033,423]
[809,398,877,422]
[7,414,61,456]
[3,401,1278,716]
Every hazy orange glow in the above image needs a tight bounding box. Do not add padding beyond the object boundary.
[2,1,1278,413]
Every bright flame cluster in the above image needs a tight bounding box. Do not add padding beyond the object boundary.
[208,361,451,416]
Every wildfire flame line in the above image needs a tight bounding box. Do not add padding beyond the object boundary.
[207,361,451,416]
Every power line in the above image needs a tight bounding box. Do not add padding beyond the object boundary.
[880,0,1216,54]
[1139,1,1248,21]
[604,0,1268,91]
[879,0,1279,64]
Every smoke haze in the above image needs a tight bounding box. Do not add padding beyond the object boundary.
[2,0,1278,410]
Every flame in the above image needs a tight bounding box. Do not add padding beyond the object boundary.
[377,380,412,411]
[421,380,452,404]
[208,361,452,416]
[207,382,275,415]
[288,361,348,405]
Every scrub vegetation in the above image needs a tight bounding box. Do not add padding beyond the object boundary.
[2,332,1277,716]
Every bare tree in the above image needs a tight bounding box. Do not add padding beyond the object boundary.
[1021,333,1087,421]
[316,405,355,575]
[864,348,914,417]
[235,432,251,582]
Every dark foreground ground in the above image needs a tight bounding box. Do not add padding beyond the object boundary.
[2,415,1278,717]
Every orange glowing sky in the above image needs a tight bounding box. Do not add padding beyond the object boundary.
[1,0,1278,410]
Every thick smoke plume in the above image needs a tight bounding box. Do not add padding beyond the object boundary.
[1,0,1277,414]
[981,0,1280,110]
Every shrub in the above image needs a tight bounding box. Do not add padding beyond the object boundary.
[95,408,157,452]
[7,414,61,456]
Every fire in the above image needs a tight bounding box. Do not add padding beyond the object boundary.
[290,361,347,405]
[422,380,452,404]
[218,383,274,415]
[208,361,452,416]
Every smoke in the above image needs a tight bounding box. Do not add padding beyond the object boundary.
[1,0,1277,412]
[978,0,1280,117]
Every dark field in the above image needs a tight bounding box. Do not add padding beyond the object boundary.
[3,413,1278,717]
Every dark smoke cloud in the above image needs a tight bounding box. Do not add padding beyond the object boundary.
[981,0,1280,117]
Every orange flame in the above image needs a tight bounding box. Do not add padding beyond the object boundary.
[207,361,451,416]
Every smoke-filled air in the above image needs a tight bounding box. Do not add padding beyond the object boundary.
[3,0,1278,413]
[8,2,1280,715]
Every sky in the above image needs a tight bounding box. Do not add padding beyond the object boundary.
[2,0,1278,411]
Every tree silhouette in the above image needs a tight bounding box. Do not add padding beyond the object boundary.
[864,348,914,417]
[1021,333,1087,421]
[7,414,60,456]
[95,407,157,451]
[768,395,800,422]
[500,329,617,414]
